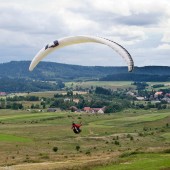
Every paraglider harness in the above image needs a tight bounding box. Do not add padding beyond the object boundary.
[72,122,82,134]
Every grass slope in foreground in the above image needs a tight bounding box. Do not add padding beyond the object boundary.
[93,153,170,170]
[0,109,170,169]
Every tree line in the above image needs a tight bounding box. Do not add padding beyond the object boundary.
[0,78,63,92]
[100,73,170,82]
[1,61,170,82]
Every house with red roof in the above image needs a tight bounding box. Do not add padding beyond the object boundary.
[83,107,105,114]
[0,92,6,96]
[83,107,91,112]
[154,91,163,98]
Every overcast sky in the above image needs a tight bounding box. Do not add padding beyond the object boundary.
[0,0,170,67]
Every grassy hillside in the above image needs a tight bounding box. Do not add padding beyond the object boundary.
[0,109,170,169]
[93,153,170,170]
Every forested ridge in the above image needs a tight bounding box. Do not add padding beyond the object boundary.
[0,61,170,81]
[0,61,170,92]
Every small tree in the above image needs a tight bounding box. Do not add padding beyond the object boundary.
[127,134,131,138]
[115,140,120,145]
[53,147,58,152]
[85,151,91,155]
[31,104,35,109]
[130,136,134,141]
[76,145,80,151]
[56,80,65,89]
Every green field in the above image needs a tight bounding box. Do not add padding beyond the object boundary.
[0,134,31,142]
[93,153,170,170]
[66,81,135,90]
[0,109,170,169]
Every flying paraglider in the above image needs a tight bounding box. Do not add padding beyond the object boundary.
[72,122,82,134]
[29,35,134,72]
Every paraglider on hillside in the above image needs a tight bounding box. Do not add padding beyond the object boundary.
[29,35,134,72]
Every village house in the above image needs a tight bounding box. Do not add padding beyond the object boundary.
[47,108,59,112]
[91,108,105,114]
[0,92,7,96]
[83,107,105,114]
[64,98,71,102]
[136,96,145,101]
[83,107,91,112]
[126,91,136,97]
[165,93,170,98]
[154,91,163,98]
[162,97,170,103]
[73,98,79,103]
[69,106,78,112]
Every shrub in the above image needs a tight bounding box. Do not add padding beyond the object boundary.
[85,151,91,155]
[151,132,154,135]
[76,145,80,151]
[39,153,49,159]
[163,149,170,153]
[53,147,58,152]
[119,151,138,158]
[115,140,120,145]
[138,132,144,137]
[130,136,134,141]
[127,134,131,138]
[160,129,165,132]
[143,127,148,131]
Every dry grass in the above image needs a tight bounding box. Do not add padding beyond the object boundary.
[0,109,170,169]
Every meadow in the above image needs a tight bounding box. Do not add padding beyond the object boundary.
[65,81,135,90]
[0,108,170,170]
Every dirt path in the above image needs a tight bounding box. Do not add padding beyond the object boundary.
[0,152,120,170]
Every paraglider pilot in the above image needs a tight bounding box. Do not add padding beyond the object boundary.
[72,122,82,134]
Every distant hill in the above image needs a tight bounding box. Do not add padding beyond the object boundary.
[0,61,170,81]
[0,61,170,92]
[0,61,127,81]
[100,73,170,82]
[0,61,128,81]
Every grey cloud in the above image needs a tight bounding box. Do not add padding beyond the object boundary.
[114,12,162,26]
[0,6,67,35]
[0,0,169,67]
[132,33,162,49]
[71,5,163,28]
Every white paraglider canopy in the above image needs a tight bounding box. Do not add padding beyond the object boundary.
[29,35,134,72]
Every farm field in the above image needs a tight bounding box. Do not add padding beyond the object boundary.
[2,81,170,100]
[0,109,170,169]
[65,81,135,90]
[66,80,170,92]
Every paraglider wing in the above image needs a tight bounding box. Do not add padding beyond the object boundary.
[29,35,134,72]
